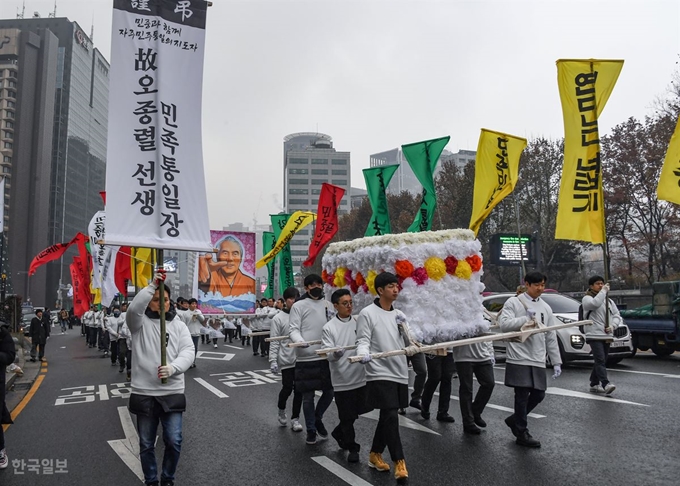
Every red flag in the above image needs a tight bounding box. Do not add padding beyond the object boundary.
[70,261,88,317]
[99,191,106,204]
[29,233,88,276]
[73,255,91,313]
[115,246,132,296]
[303,183,345,267]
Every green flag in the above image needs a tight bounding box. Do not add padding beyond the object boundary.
[363,164,399,236]
[271,214,295,292]
[402,136,450,232]
[262,231,276,299]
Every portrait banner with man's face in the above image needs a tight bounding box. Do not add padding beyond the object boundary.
[197,230,257,314]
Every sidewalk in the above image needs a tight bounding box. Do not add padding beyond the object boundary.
[4,332,43,412]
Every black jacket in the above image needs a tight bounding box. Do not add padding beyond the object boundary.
[30,316,50,344]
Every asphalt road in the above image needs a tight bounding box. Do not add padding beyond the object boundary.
[1,331,679,485]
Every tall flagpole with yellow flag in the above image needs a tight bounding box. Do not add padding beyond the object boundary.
[657,115,680,206]
[554,59,624,283]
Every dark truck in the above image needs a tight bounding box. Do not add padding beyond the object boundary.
[620,281,680,357]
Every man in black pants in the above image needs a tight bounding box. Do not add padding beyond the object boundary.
[453,342,495,434]
[420,350,456,422]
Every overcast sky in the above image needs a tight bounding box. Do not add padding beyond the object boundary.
[2,0,679,230]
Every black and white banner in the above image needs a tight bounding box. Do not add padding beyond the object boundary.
[105,0,211,251]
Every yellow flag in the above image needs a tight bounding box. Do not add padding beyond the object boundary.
[469,129,527,236]
[256,211,316,269]
[657,116,680,205]
[131,247,153,288]
[91,275,102,305]
[555,59,624,244]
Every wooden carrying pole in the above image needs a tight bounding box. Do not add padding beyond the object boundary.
[348,320,593,363]
[249,331,271,337]
[316,345,357,356]
[287,340,322,348]
[265,335,289,342]
[157,249,168,385]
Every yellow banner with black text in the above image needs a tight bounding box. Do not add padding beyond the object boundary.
[255,211,316,269]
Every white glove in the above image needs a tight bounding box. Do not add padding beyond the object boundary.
[333,349,345,359]
[157,364,176,379]
[360,354,372,364]
[490,355,496,366]
[404,345,420,357]
[526,309,536,320]
[552,365,562,379]
[602,283,610,293]
[270,362,279,374]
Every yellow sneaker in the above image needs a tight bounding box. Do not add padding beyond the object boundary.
[394,459,408,481]
[368,452,390,472]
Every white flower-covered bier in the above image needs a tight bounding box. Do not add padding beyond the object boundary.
[322,229,488,344]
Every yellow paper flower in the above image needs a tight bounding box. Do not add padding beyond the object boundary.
[334,267,347,288]
[367,269,378,295]
[455,260,472,280]
[424,257,447,281]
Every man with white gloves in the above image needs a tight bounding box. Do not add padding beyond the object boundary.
[499,271,562,448]
[126,270,195,486]
[581,276,621,395]
[356,272,411,483]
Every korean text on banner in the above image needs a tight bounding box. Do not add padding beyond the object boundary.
[363,165,398,237]
[262,232,276,299]
[657,115,680,205]
[88,211,107,289]
[104,0,211,252]
[304,183,345,267]
[555,59,624,244]
[469,129,527,236]
[258,212,316,269]
[197,231,257,314]
[270,214,294,290]
[402,136,450,233]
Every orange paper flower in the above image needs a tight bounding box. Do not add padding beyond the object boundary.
[394,260,415,279]
[466,254,482,272]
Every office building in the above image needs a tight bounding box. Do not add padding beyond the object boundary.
[283,132,350,269]
[350,187,367,209]
[0,17,109,306]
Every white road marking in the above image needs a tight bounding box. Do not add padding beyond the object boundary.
[108,406,144,482]
[361,410,441,436]
[311,456,373,486]
[194,377,229,398]
[409,386,545,419]
[545,386,649,406]
[223,344,243,350]
[196,351,235,361]
[60,346,66,349]
[606,368,680,379]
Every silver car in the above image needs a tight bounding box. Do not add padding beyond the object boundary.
[483,292,634,365]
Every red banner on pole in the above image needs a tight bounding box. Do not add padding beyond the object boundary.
[29,233,88,276]
[72,255,91,316]
[303,183,345,267]
[115,246,132,296]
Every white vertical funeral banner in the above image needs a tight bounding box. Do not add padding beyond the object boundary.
[88,210,107,289]
[105,0,211,252]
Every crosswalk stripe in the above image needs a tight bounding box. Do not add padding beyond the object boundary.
[194,377,229,398]
[311,456,373,486]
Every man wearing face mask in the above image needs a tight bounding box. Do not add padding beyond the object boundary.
[289,274,335,446]
[107,306,125,367]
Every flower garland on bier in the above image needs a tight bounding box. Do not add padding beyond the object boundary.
[321,229,488,344]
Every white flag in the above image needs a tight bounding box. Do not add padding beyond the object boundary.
[101,246,121,308]
[88,211,107,289]
[104,0,211,252]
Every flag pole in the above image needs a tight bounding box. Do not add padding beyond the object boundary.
[157,248,168,385]
[514,192,526,283]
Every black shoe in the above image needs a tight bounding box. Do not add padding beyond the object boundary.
[409,399,422,410]
[505,415,520,438]
[516,430,541,448]
[111,362,117,366]
[474,416,487,428]
[436,412,455,423]
[30,358,36,363]
[397,408,406,415]
[331,428,348,450]
[420,410,430,420]
[464,424,481,435]
[347,451,360,463]
[306,431,317,445]
[119,366,125,373]
[39,358,43,362]
[161,481,174,486]
[315,420,328,439]
[146,482,159,486]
